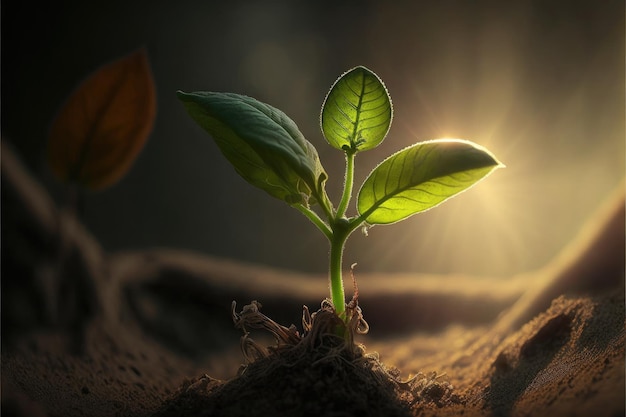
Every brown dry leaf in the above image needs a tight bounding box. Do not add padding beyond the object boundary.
[47,48,156,190]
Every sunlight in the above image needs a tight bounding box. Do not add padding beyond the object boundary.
[355,61,623,278]
[355,1,624,277]
[378,89,623,277]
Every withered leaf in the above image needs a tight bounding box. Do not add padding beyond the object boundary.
[47,48,156,190]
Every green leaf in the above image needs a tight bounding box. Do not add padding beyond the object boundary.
[178,91,328,207]
[320,66,392,153]
[357,139,503,224]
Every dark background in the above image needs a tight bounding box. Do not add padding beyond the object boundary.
[2,1,624,277]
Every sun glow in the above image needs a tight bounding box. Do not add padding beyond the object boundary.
[350,68,622,278]
[351,1,624,278]
[371,103,622,277]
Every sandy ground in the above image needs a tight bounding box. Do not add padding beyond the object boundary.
[2,141,624,416]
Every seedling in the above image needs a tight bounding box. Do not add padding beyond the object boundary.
[178,66,502,325]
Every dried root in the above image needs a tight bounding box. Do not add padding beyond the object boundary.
[230,295,458,407]
[231,297,367,364]
[231,265,370,365]
[231,300,302,362]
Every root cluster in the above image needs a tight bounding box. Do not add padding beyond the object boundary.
[156,299,457,416]
[230,299,456,409]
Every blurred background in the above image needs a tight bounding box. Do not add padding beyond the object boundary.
[2,0,623,278]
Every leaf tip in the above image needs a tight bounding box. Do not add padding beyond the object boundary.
[176,90,191,101]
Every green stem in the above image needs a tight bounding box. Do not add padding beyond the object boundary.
[329,224,349,317]
[330,216,367,316]
[336,151,355,219]
[294,204,333,240]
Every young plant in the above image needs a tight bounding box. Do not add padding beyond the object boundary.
[178,66,503,323]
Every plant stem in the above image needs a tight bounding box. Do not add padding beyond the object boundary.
[329,224,349,317]
[329,216,366,318]
[294,204,333,240]
[329,150,362,319]
[336,151,355,218]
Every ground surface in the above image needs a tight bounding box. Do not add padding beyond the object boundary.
[2,142,624,416]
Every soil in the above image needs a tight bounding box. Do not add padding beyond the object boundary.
[155,302,445,417]
[2,140,625,417]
